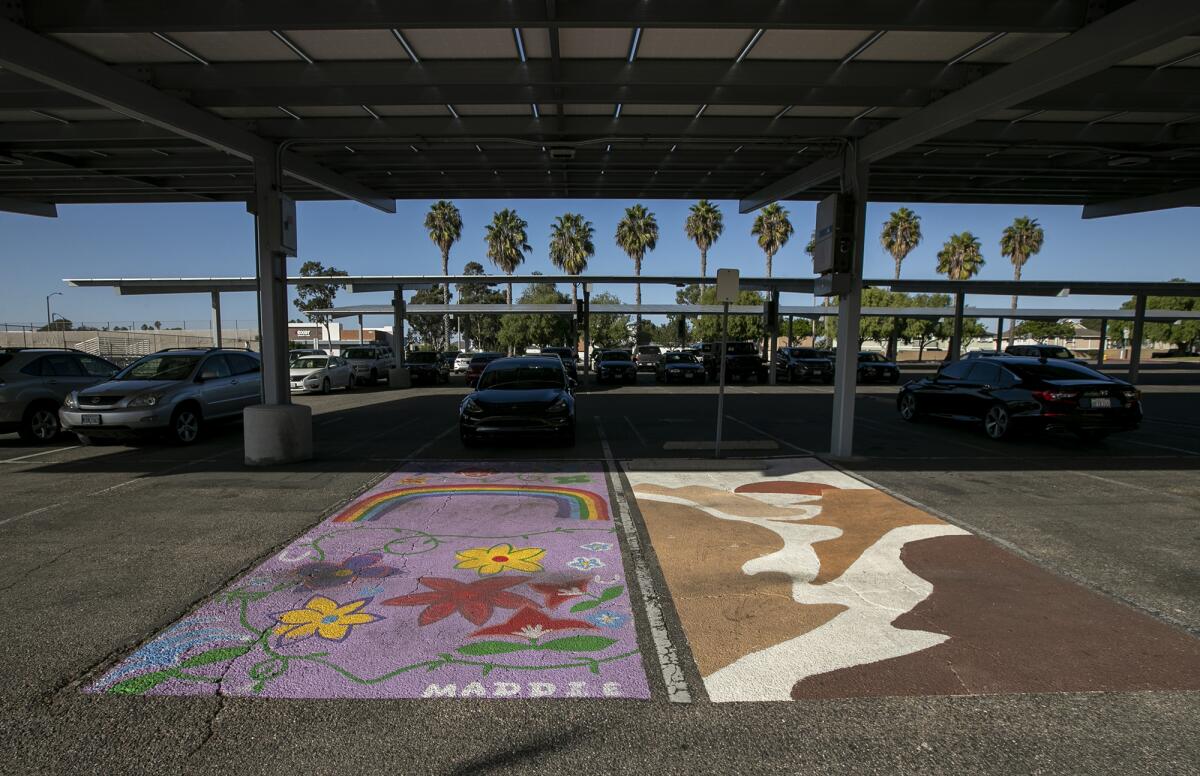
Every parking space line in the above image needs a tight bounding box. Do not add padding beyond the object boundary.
[595,416,692,704]
[724,414,814,455]
[623,415,649,448]
[0,446,79,463]
[1120,438,1200,456]
[1067,470,1192,502]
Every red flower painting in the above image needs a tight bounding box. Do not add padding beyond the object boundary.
[470,606,595,640]
[381,576,536,626]
[528,578,591,609]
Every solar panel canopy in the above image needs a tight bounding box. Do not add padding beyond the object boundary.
[1,1,1197,209]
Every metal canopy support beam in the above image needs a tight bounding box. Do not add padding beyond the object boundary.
[829,147,868,458]
[0,196,56,217]
[995,317,1004,353]
[739,0,1200,212]
[1082,186,1200,219]
[949,293,966,361]
[210,291,222,348]
[1129,294,1147,383]
[0,17,394,213]
[1097,318,1108,367]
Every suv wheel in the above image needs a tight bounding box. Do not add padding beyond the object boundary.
[170,405,202,445]
[983,404,1012,440]
[19,403,61,443]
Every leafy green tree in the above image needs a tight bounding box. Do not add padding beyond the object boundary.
[685,200,724,285]
[40,318,73,332]
[880,207,922,281]
[424,200,462,350]
[548,213,595,305]
[1000,216,1045,345]
[293,260,348,348]
[456,261,505,351]
[485,208,531,304]
[782,316,814,345]
[902,293,953,360]
[498,284,572,352]
[615,204,659,338]
[408,285,453,347]
[1118,280,1199,351]
[751,202,793,278]
[960,317,990,351]
[587,291,631,349]
[1014,319,1075,343]
[680,284,766,342]
[936,232,985,280]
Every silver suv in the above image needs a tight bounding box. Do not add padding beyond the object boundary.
[60,348,261,444]
[0,348,119,443]
[341,345,394,385]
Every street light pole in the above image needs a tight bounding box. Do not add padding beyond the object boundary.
[45,291,62,328]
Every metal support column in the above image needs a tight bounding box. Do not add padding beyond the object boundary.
[393,289,407,365]
[949,292,965,361]
[995,317,1004,353]
[210,291,222,348]
[358,314,364,344]
[829,148,868,458]
[1096,318,1107,367]
[582,285,591,388]
[1129,294,1146,382]
[768,289,780,385]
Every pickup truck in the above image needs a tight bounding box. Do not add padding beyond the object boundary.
[695,341,767,382]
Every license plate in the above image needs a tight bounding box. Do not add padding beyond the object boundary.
[1088,397,1114,409]
[80,414,102,426]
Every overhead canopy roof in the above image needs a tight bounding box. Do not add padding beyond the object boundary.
[3,2,1200,212]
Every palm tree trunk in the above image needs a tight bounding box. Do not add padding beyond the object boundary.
[700,247,707,287]
[1008,262,1022,346]
[766,250,773,278]
[442,248,450,351]
[894,257,902,281]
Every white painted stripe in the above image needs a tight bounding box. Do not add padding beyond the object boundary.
[0,445,80,463]
[662,440,778,450]
[595,416,692,704]
[1121,438,1199,456]
[724,414,815,454]
[623,415,649,448]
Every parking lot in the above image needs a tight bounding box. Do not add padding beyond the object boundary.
[1,361,1197,773]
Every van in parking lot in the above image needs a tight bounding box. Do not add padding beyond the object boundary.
[59,348,261,444]
[342,346,393,385]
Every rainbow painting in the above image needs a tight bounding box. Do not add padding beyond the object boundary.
[332,484,610,523]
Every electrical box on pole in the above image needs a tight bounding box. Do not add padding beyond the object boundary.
[279,194,298,257]
[812,191,855,279]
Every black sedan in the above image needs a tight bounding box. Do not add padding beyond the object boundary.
[595,350,637,384]
[405,350,449,384]
[896,356,1141,441]
[655,351,706,384]
[459,357,575,446]
[858,352,900,384]
[774,347,833,384]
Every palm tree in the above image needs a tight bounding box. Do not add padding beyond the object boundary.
[424,200,462,350]
[684,200,723,285]
[549,212,595,305]
[880,207,922,281]
[936,232,985,280]
[484,208,531,304]
[615,204,659,336]
[1000,216,1045,345]
[751,202,793,278]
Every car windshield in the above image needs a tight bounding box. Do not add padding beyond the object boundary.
[471,353,502,364]
[1009,362,1106,381]
[663,353,697,364]
[477,365,563,390]
[343,348,376,359]
[407,352,438,363]
[292,357,327,369]
[860,353,886,362]
[790,348,819,358]
[117,354,201,381]
[602,351,632,361]
[726,342,757,355]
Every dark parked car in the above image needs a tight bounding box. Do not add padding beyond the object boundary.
[655,351,706,384]
[896,356,1141,441]
[595,350,637,384]
[539,346,579,381]
[774,347,833,384]
[459,356,575,446]
[1004,344,1089,365]
[465,352,504,387]
[696,341,766,382]
[634,345,662,372]
[858,352,901,384]
[405,351,449,384]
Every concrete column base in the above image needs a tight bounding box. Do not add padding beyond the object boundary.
[389,367,411,388]
[244,404,313,466]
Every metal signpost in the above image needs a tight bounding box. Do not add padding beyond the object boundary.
[714,269,739,458]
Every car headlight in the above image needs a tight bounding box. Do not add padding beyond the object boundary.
[462,397,483,415]
[548,396,569,414]
[63,392,78,410]
[128,393,163,407]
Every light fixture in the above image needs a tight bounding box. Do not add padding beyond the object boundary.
[735,29,764,63]
[344,145,355,153]
[391,29,420,63]
[841,31,885,65]
[733,145,743,153]
[669,144,677,152]
[152,32,210,65]
[362,105,381,120]
[695,104,708,118]
[475,144,483,152]
[513,28,528,63]
[773,105,793,120]
[531,103,540,118]
[277,106,302,120]
[851,106,877,122]
[446,104,460,118]
[409,144,420,153]
[946,32,1006,66]
[627,28,642,63]
[271,31,314,64]
[613,103,623,119]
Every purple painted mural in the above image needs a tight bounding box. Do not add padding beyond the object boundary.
[90,463,649,699]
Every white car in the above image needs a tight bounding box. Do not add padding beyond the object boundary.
[289,355,354,394]
[453,352,475,373]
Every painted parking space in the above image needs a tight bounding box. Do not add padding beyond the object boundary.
[90,462,649,700]
[624,457,1200,702]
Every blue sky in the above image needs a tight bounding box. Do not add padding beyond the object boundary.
[1,198,1195,329]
